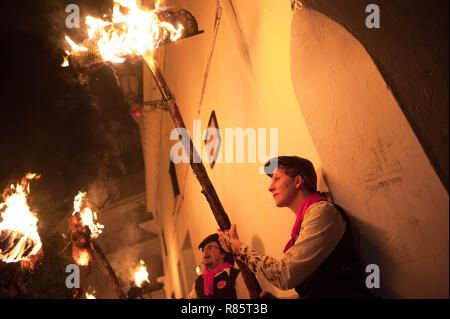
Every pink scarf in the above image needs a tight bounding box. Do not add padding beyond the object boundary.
[202,262,233,296]
[283,193,327,253]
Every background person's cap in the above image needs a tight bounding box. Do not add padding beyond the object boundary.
[198,233,234,265]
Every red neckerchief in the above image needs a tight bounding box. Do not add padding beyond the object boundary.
[283,193,327,253]
[202,262,233,296]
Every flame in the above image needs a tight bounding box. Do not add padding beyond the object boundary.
[73,247,92,267]
[72,192,104,239]
[70,192,102,267]
[65,35,88,52]
[0,174,42,264]
[134,260,150,288]
[61,50,71,67]
[64,0,183,64]
[61,56,69,67]
[85,290,96,299]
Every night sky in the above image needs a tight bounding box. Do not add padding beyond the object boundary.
[0,0,145,230]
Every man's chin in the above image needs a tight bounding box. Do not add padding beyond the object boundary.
[203,260,211,267]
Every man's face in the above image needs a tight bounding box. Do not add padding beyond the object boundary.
[268,168,299,207]
[201,242,225,270]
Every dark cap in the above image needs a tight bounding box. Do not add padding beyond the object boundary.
[264,156,317,192]
[198,233,234,265]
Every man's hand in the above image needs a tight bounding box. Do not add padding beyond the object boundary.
[218,224,243,255]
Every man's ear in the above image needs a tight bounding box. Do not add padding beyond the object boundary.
[295,175,303,189]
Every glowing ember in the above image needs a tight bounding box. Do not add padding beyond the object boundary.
[72,192,104,239]
[65,35,88,52]
[73,247,92,267]
[64,0,183,64]
[61,49,71,67]
[134,260,150,288]
[85,290,96,299]
[0,174,42,264]
[61,56,69,67]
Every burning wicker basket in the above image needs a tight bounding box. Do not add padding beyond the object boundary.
[0,229,40,262]
[68,8,202,70]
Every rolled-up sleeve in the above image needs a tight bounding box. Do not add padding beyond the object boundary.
[236,201,346,290]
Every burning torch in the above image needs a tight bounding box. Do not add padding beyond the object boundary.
[68,191,126,299]
[62,0,262,298]
[0,173,42,268]
[127,259,151,299]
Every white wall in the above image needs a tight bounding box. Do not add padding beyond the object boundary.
[142,0,321,298]
[290,8,449,298]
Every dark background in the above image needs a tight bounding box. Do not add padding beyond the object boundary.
[0,0,145,297]
[0,0,145,227]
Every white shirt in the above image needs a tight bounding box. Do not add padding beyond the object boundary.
[236,201,346,290]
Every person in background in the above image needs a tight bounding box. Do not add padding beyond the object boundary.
[188,233,249,299]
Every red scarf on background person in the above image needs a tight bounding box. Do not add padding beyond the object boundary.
[283,193,327,253]
[202,262,233,296]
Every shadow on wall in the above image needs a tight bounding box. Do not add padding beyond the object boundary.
[349,216,394,298]
[322,172,389,297]
[299,0,449,192]
[324,166,400,298]
[251,236,266,256]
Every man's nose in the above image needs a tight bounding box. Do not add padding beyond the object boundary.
[268,182,275,193]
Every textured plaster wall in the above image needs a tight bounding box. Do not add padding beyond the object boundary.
[144,0,324,298]
[291,8,448,298]
[300,0,449,192]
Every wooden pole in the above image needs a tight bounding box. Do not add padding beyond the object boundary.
[92,241,127,299]
[143,54,262,299]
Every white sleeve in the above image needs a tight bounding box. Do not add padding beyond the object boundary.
[236,201,346,290]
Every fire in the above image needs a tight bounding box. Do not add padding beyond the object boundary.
[70,192,103,267]
[0,174,42,264]
[65,35,88,52]
[61,56,69,67]
[85,290,96,299]
[73,247,92,267]
[134,260,150,288]
[61,50,71,67]
[72,192,104,239]
[61,57,69,68]
[64,0,183,64]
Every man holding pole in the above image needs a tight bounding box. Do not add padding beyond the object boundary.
[218,156,375,299]
[188,233,249,299]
